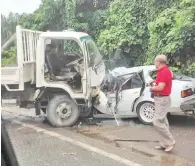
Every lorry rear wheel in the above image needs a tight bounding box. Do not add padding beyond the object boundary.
[46,95,79,127]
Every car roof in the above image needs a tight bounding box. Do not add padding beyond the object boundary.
[127,65,156,73]
[111,65,156,77]
[116,65,156,76]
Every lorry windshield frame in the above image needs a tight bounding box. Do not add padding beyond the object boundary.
[80,36,103,67]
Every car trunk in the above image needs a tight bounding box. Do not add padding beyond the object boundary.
[174,75,195,87]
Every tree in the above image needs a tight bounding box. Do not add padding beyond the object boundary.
[97,0,150,67]
[2,0,195,76]
[19,0,89,31]
[97,0,195,75]
[147,0,195,75]
[1,13,21,45]
[76,0,113,13]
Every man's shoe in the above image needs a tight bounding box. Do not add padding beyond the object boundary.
[154,146,166,150]
[164,145,174,152]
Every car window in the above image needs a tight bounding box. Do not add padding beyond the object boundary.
[122,75,142,90]
[131,76,143,88]
[149,70,157,80]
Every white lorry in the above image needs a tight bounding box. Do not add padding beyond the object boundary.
[1,26,106,127]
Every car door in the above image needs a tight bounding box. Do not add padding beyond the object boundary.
[116,70,145,114]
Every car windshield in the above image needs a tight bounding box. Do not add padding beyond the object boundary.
[80,36,103,67]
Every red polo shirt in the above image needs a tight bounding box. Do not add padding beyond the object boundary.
[153,65,172,96]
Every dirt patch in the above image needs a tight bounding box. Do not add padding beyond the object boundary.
[73,126,120,147]
[160,155,195,166]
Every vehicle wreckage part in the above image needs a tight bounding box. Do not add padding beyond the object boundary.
[108,107,120,126]
[94,91,120,126]
[93,91,109,114]
[136,101,155,125]
[91,87,100,97]
[79,107,92,118]
[46,95,79,127]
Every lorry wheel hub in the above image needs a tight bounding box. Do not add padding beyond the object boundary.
[56,103,71,119]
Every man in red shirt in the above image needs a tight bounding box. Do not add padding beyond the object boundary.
[150,55,175,152]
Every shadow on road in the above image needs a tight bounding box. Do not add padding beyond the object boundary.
[168,115,195,127]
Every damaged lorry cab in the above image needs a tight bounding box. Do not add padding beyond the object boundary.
[1,26,105,127]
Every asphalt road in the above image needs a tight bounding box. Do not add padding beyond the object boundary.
[2,108,195,166]
[6,123,126,166]
[3,114,160,166]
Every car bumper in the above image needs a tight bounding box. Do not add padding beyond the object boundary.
[180,98,195,111]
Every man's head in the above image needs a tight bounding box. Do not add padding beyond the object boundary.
[154,54,167,69]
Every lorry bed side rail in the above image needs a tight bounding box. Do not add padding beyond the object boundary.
[19,27,42,63]
[1,26,43,91]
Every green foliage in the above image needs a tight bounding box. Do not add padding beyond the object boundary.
[182,62,195,77]
[2,0,195,76]
[97,0,195,75]
[1,13,21,45]
[148,2,195,57]
[19,0,90,32]
[77,10,108,40]
[97,0,150,66]
[1,45,17,66]
[76,0,112,13]
[147,0,195,75]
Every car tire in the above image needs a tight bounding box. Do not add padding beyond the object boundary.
[46,95,79,127]
[136,101,155,125]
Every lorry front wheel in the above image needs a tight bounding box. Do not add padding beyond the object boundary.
[46,95,79,127]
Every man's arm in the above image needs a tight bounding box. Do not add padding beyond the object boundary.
[151,82,165,92]
[150,71,167,92]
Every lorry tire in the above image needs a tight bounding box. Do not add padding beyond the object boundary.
[46,95,79,127]
[136,101,155,125]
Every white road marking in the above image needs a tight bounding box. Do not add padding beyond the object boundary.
[16,122,141,166]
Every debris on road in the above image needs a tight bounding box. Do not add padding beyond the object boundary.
[63,153,76,156]
[16,127,25,131]
[114,139,159,143]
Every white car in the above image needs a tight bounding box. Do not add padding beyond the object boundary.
[97,65,195,124]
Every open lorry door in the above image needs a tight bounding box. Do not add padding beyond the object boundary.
[83,37,105,87]
[82,38,105,100]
